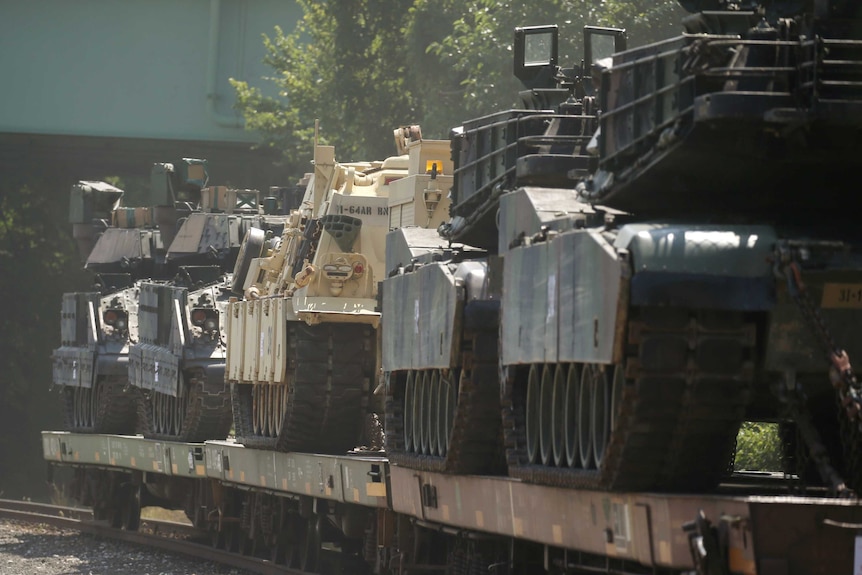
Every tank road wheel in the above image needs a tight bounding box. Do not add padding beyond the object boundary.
[551,365,567,467]
[525,365,541,464]
[235,323,374,453]
[610,364,625,434]
[564,365,581,468]
[63,377,139,434]
[578,365,598,469]
[428,371,440,456]
[413,372,425,455]
[539,365,555,466]
[591,365,611,467]
[403,371,415,453]
[385,326,503,475]
[505,308,755,492]
[419,371,430,455]
[437,370,457,457]
[138,370,232,442]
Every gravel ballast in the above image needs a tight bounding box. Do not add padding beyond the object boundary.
[0,519,251,575]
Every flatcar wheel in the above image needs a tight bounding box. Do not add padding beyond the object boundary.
[591,366,610,467]
[299,516,322,572]
[211,527,226,549]
[551,365,567,467]
[564,365,580,468]
[283,514,304,568]
[270,530,287,565]
[539,365,554,466]
[428,371,440,456]
[579,365,597,469]
[120,483,141,531]
[526,364,541,464]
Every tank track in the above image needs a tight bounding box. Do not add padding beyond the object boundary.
[136,368,233,442]
[384,327,505,475]
[62,376,140,434]
[503,308,755,492]
[234,322,374,453]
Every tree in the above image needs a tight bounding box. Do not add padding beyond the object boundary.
[734,421,783,471]
[0,180,87,496]
[232,0,687,168]
[231,0,427,173]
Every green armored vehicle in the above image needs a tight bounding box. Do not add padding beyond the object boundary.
[384,0,862,494]
[53,159,208,433]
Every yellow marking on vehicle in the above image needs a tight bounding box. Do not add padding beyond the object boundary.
[475,511,484,528]
[172,463,178,474]
[513,517,523,537]
[366,482,386,498]
[195,464,204,476]
[353,488,360,502]
[822,283,862,308]
[152,461,159,471]
[729,547,755,575]
[659,541,671,563]
[552,525,563,544]
[282,478,288,490]
[93,452,98,462]
[130,457,136,467]
[442,504,450,522]
[260,475,266,487]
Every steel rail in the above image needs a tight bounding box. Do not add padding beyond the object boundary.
[0,499,301,575]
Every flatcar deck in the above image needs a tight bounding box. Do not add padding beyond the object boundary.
[42,431,862,574]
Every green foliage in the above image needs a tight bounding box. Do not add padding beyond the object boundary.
[0,181,87,496]
[231,0,422,173]
[734,422,783,472]
[232,0,686,168]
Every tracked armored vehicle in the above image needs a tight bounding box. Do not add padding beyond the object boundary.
[227,126,451,453]
[53,159,208,433]
[384,0,862,493]
[130,186,296,442]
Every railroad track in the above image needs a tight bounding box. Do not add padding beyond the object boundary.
[0,499,300,575]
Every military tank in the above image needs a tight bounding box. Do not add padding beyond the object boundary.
[383,0,862,493]
[227,125,451,453]
[53,159,208,434]
[130,186,296,442]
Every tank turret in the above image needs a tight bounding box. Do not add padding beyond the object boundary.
[578,0,862,220]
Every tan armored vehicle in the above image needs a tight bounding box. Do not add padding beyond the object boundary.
[228,125,452,452]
